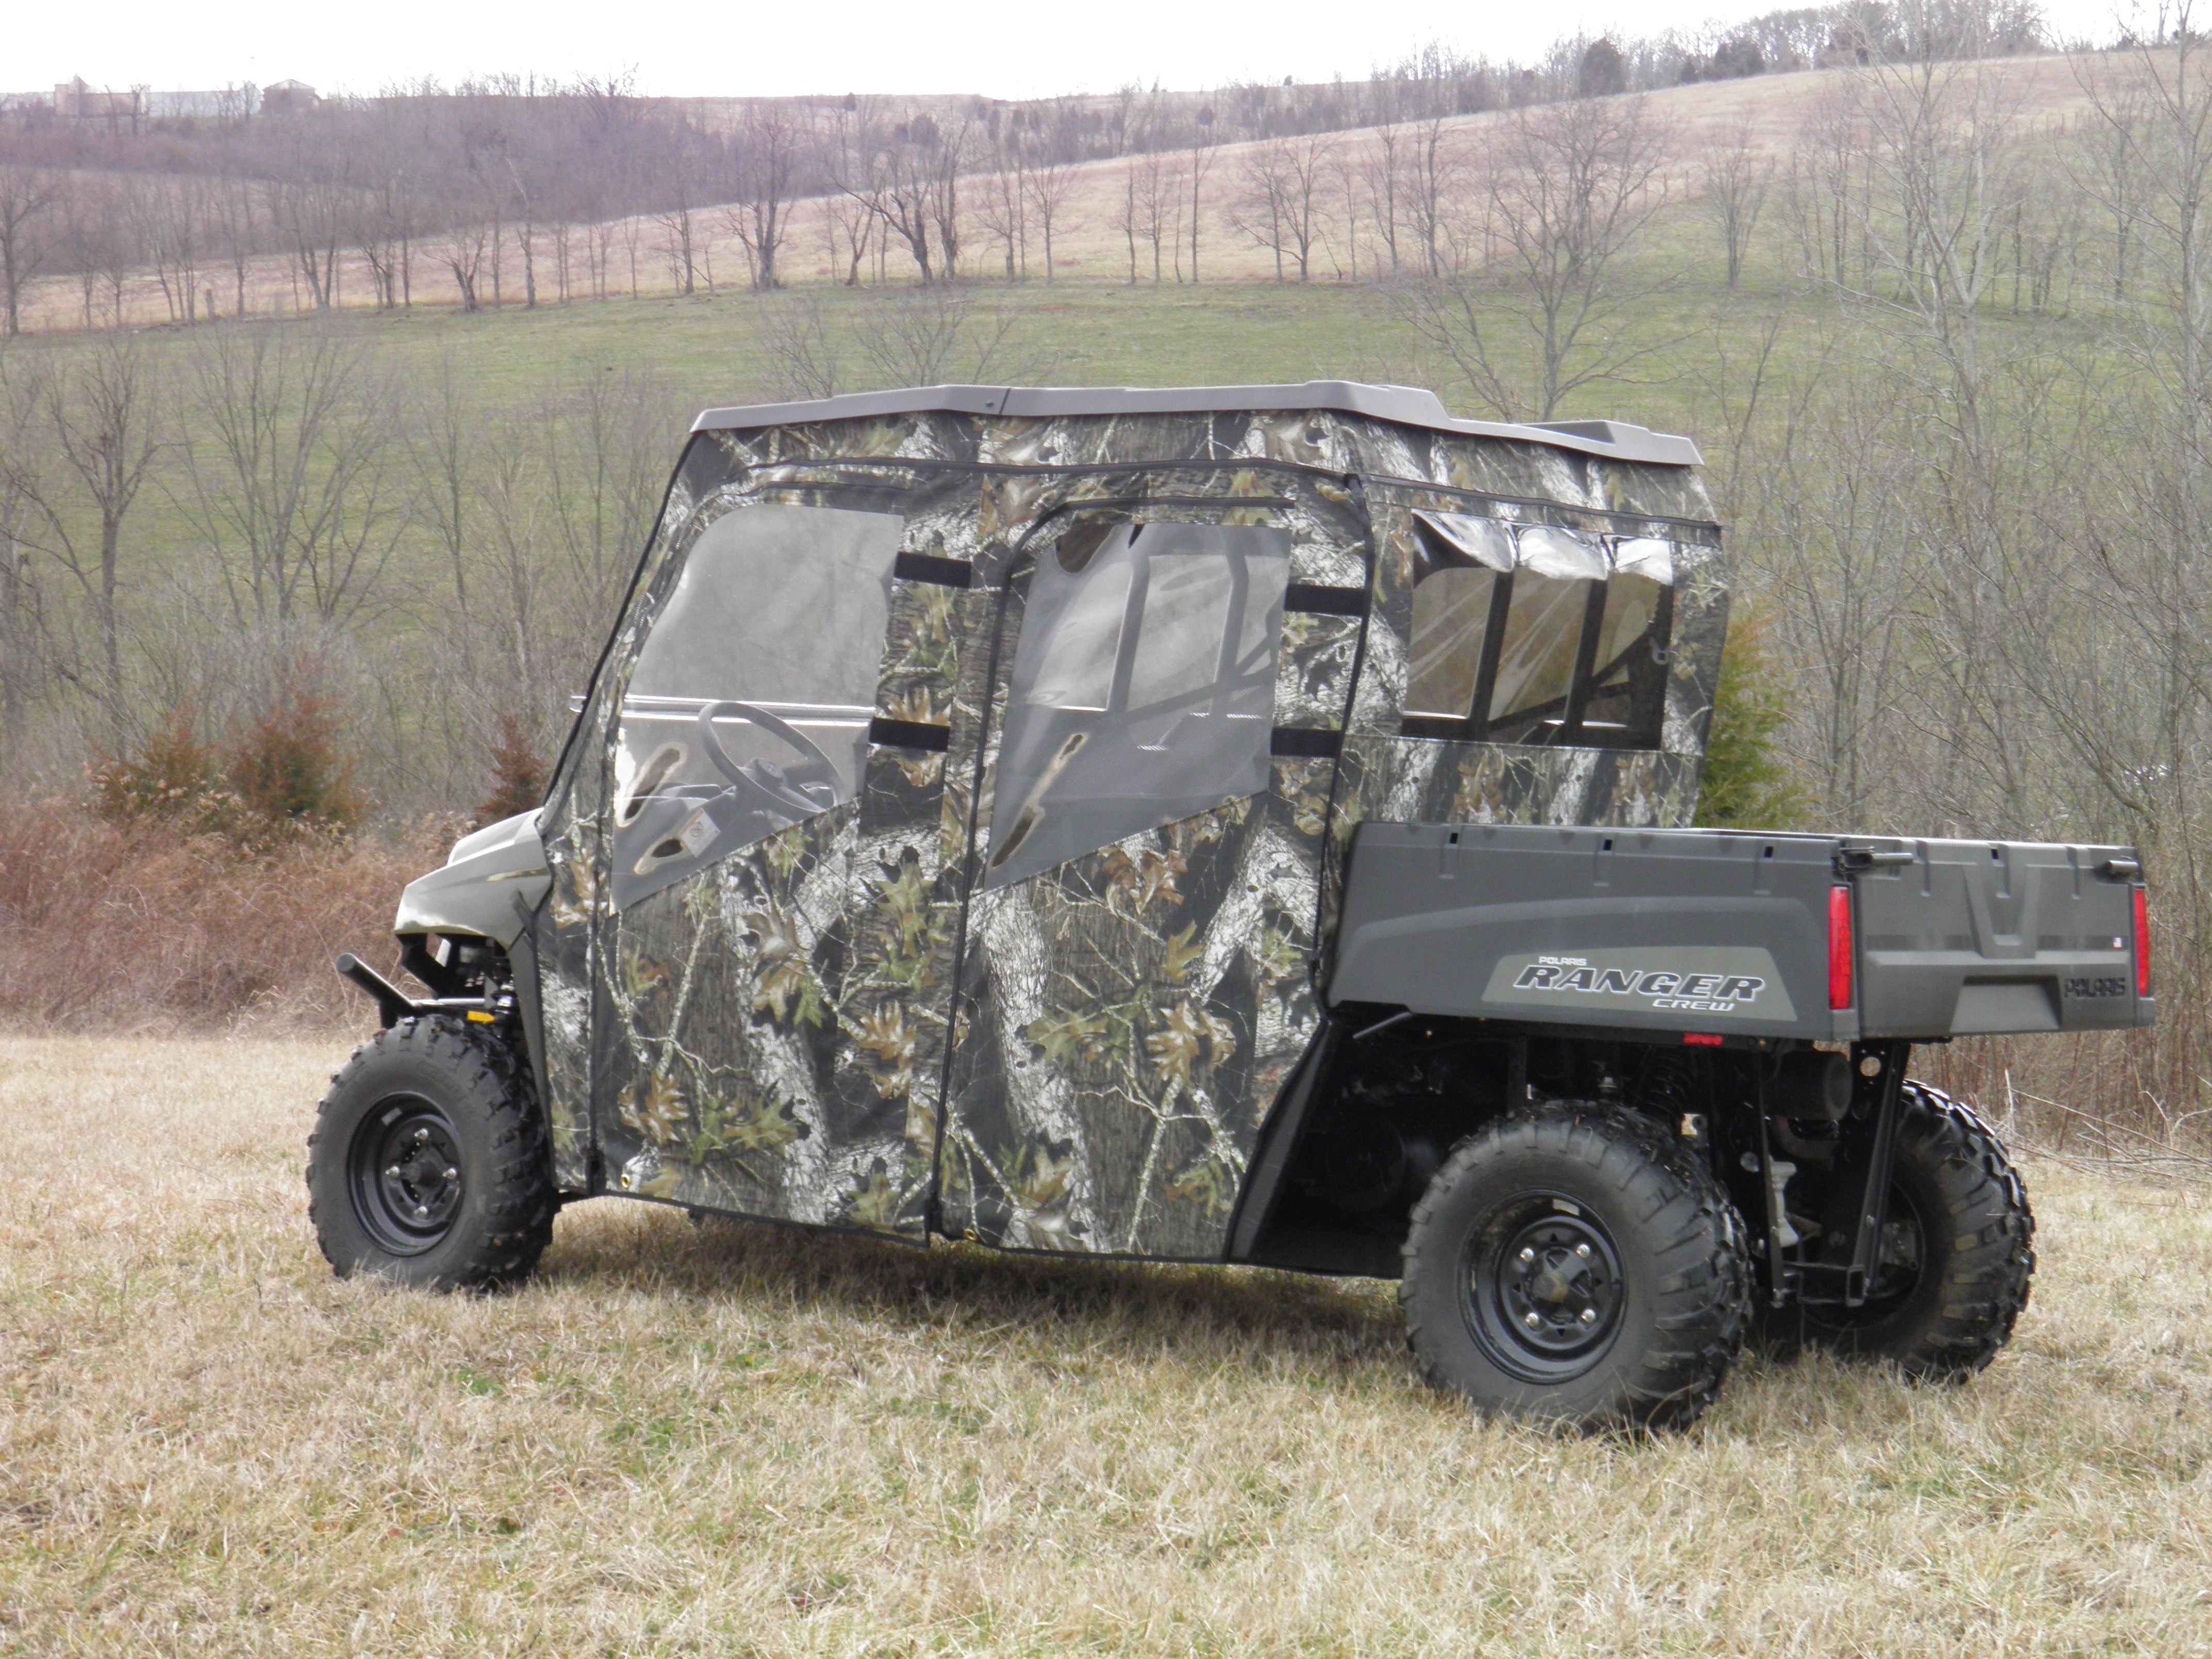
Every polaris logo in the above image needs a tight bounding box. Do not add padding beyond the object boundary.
[1483,947,1797,1021]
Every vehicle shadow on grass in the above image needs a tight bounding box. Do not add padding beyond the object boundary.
[538,1197,1411,1375]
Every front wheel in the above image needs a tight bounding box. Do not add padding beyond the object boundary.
[307,1017,557,1291]
[1401,1100,1751,1433]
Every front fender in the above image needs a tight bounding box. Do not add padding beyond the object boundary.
[394,809,551,946]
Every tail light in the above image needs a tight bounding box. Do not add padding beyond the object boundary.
[2134,886,2153,998]
[1828,885,1855,1010]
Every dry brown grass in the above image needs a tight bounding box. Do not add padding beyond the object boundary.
[0,802,444,1033]
[3,1035,2209,1656]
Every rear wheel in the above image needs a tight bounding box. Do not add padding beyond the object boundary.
[308,1017,556,1291]
[1781,1081,2034,1378]
[1401,1100,1751,1432]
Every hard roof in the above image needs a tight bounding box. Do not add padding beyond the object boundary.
[690,381,1703,468]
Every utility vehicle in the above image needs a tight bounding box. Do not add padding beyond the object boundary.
[311,382,2152,1430]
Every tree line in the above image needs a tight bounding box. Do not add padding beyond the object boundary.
[0,1,2062,332]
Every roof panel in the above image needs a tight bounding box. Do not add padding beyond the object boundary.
[689,380,1702,468]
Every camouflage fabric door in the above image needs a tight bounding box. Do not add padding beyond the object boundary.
[553,496,960,1231]
[935,492,1368,1258]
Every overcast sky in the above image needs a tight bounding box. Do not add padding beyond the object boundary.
[11,0,2142,102]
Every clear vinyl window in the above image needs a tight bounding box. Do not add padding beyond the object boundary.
[610,502,902,909]
[1401,511,1673,750]
[985,516,1291,889]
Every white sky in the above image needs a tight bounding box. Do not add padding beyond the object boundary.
[9,0,2147,102]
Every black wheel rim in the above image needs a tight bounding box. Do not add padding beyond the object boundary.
[348,1094,465,1257]
[1464,1193,1627,1384]
[1817,1178,1930,1328]
[1866,1181,1929,1308]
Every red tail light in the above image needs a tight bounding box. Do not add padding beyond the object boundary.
[1828,886,1855,1010]
[2134,886,2153,998]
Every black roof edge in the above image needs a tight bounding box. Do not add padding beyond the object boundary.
[689,381,1703,468]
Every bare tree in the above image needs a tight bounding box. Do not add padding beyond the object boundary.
[1363,122,1408,275]
[1698,113,1774,288]
[174,325,400,631]
[538,365,679,635]
[1855,55,2038,453]
[267,132,350,311]
[976,153,1030,280]
[1023,149,1082,282]
[0,365,50,741]
[356,164,417,312]
[756,290,845,399]
[724,102,808,291]
[1788,79,1873,291]
[822,97,881,286]
[1112,159,1140,283]
[1405,112,1465,278]
[1230,134,1337,282]
[840,112,954,284]
[0,165,62,337]
[854,286,1050,387]
[1132,150,1184,282]
[62,177,138,330]
[207,176,261,318]
[136,176,212,325]
[926,112,981,280]
[475,413,545,701]
[655,129,708,297]
[1328,142,1364,280]
[442,216,492,313]
[5,341,165,734]
[1189,107,1217,281]
[1395,95,1681,418]
[405,358,486,682]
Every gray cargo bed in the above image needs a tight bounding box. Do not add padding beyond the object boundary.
[1329,823,2152,1043]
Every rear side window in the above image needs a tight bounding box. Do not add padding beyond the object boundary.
[984,516,1291,889]
[1401,511,1673,749]
[610,502,902,909]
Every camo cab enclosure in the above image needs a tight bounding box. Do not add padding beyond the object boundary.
[502,382,1722,1256]
[325,381,2141,1429]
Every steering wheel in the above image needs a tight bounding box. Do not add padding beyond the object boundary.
[695,700,844,820]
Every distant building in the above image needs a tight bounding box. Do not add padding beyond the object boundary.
[259,79,320,115]
[53,77,142,121]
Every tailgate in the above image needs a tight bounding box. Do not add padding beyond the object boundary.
[1850,839,2152,1037]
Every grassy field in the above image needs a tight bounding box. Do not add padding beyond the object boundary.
[2,1036,2209,1656]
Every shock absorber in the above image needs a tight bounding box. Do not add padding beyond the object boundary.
[1633,1047,1705,1140]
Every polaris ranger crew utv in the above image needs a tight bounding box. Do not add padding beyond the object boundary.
[312,382,2153,1432]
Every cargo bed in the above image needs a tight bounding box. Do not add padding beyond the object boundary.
[1328,823,2154,1043]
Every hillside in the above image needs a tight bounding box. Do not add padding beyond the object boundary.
[4,52,2114,332]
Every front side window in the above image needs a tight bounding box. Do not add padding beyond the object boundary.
[985,516,1291,889]
[1401,511,1673,749]
[610,503,902,909]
